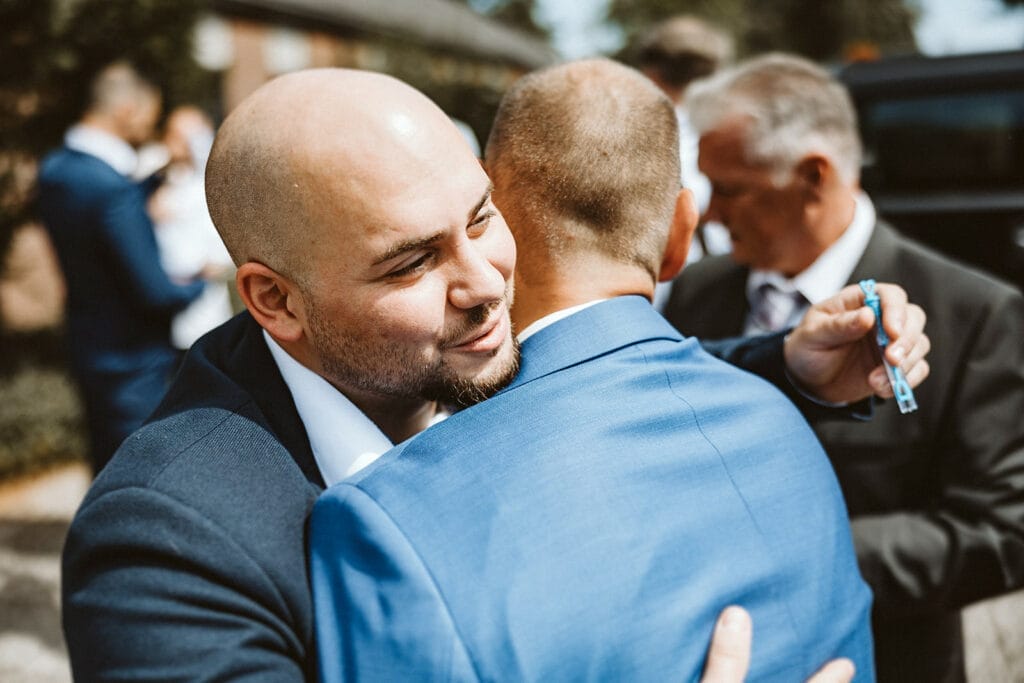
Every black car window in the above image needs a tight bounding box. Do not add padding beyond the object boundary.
[859,88,1024,193]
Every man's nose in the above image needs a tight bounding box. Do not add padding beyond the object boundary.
[448,242,507,310]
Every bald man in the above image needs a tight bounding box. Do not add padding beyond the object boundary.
[63,66,923,680]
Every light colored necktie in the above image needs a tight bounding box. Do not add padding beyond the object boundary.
[750,282,807,333]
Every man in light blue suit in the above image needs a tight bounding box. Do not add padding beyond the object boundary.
[311,59,876,681]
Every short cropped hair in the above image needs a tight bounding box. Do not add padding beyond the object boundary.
[87,61,158,116]
[485,59,680,276]
[635,16,734,90]
[205,96,312,284]
[687,53,862,183]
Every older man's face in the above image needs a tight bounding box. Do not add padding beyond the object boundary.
[297,115,519,409]
[698,121,815,276]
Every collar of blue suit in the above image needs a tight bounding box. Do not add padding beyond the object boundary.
[506,295,683,393]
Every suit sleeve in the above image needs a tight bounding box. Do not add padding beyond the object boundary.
[852,289,1024,617]
[63,487,309,682]
[98,180,204,313]
[701,332,870,420]
[310,484,477,683]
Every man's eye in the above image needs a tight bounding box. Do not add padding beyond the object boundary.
[389,253,433,278]
[468,210,495,235]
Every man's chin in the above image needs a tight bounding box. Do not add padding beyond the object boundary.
[428,338,521,409]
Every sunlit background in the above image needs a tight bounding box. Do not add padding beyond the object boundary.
[0,2,1022,680]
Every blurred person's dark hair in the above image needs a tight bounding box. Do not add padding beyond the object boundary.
[86,61,160,118]
[634,16,734,100]
[79,60,162,148]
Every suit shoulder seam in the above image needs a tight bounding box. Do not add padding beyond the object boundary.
[141,396,262,485]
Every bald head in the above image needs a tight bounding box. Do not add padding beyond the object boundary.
[486,58,680,280]
[206,68,518,425]
[206,68,474,287]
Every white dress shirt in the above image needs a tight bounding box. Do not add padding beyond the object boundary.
[263,331,393,486]
[743,192,877,335]
[516,299,607,342]
[64,124,138,177]
[268,302,606,485]
[153,163,235,350]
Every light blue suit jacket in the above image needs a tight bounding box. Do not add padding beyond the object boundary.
[310,296,874,682]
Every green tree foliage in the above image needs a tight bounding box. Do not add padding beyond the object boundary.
[608,0,919,63]
[0,0,213,258]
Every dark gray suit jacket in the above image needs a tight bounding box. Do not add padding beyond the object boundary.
[665,222,1024,683]
[62,311,816,681]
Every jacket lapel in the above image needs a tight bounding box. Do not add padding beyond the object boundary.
[848,222,901,285]
[165,312,324,489]
[672,256,749,339]
[711,264,750,337]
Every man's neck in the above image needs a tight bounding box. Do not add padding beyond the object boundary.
[512,254,655,332]
[275,335,438,444]
[347,392,439,444]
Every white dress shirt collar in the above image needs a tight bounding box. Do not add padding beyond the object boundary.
[263,330,393,486]
[747,191,876,308]
[64,124,139,177]
[516,299,608,342]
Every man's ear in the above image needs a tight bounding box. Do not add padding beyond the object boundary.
[235,262,305,343]
[794,154,830,194]
[658,188,699,283]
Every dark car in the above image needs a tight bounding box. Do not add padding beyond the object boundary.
[839,50,1024,291]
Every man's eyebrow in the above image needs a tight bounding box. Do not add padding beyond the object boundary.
[372,230,446,266]
[372,183,494,267]
[468,182,494,223]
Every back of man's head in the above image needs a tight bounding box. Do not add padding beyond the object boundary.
[688,53,861,184]
[635,16,734,99]
[486,58,680,282]
[85,61,161,145]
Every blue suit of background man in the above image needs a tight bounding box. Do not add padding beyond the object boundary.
[311,295,875,682]
[38,146,204,469]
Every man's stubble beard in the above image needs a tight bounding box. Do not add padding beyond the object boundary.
[306,298,521,410]
[421,333,520,409]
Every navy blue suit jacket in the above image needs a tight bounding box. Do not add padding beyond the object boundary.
[62,313,324,681]
[38,146,203,463]
[311,297,874,681]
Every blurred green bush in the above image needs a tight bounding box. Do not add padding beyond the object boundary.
[0,331,85,481]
